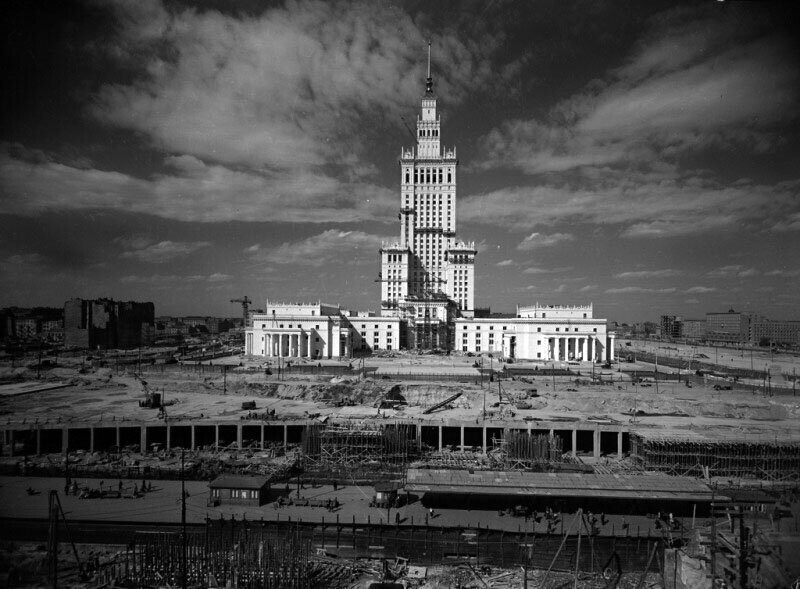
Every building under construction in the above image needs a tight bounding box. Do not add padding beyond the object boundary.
[630,432,800,481]
[492,431,564,470]
[301,421,419,481]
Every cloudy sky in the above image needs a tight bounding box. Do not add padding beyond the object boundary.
[2,0,798,322]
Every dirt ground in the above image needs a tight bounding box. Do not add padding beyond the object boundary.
[1,345,799,443]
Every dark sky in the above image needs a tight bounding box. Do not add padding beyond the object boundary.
[1,0,799,322]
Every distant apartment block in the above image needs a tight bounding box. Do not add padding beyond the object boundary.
[0,307,63,342]
[64,298,154,350]
[660,315,683,340]
[681,319,706,341]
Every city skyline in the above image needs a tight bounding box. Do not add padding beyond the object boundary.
[2,0,799,322]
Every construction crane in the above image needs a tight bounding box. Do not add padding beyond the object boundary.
[230,296,252,328]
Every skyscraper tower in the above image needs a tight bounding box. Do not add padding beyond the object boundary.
[380,43,477,333]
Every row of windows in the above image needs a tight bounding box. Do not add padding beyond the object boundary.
[405,168,454,185]
[418,128,438,138]
[460,325,599,333]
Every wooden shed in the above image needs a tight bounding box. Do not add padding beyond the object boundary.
[208,475,270,507]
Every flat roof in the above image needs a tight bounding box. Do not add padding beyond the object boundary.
[404,469,717,502]
[209,475,269,490]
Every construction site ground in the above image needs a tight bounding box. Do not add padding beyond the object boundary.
[1,342,798,443]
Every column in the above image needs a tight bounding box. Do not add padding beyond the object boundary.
[571,428,577,458]
[140,427,147,453]
[116,426,121,449]
[236,424,243,449]
[190,425,196,450]
[609,335,615,361]
[166,425,171,451]
[215,424,220,449]
[438,425,443,451]
[593,428,601,459]
[283,424,288,451]
[460,426,465,452]
[260,424,265,450]
[482,427,487,454]
[617,431,623,459]
[582,338,588,362]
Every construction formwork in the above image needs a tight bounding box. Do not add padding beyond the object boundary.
[302,422,416,466]
[493,432,564,471]
[630,434,800,481]
[129,527,318,588]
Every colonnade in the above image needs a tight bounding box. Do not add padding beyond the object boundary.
[548,335,615,362]
[263,332,314,358]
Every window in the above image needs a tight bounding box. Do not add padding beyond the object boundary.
[537,353,541,358]
[462,345,468,351]
[593,328,597,332]
[315,337,320,342]
[542,313,546,318]
[537,327,541,332]
[315,325,320,329]
[262,324,265,328]
[279,324,284,328]
[555,328,560,332]
[583,313,587,318]
[537,340,541,345]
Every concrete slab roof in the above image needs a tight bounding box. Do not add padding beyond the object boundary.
[404,468,718,502]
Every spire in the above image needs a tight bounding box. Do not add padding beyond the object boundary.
[425,40,434,95]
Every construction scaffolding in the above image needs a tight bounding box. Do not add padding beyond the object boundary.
[630,434,800,481]
[493,432,564,471]
[300,422,418,481]
[129,526,323,588]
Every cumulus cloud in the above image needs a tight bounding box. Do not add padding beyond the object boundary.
[496,259,514,266]
[246,230,387,268]
[90,0,496,171]
[0,145,395,223]
[120,273,232,284]
[764,268,800,277]
[615,269,681,279]
[517,232,574,250]
[685,286,716,294]
[114,237,211,263]
[468,7,800,238]
[605,286,677,294]
[460,173,799,236]
[707,265,759,278]
[522,266,572,275]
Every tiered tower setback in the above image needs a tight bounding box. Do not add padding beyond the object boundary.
[380,44,477,319]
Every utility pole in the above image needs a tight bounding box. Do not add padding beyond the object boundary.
[181,449,187,589]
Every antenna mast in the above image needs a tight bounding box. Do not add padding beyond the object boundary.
[425,40,433,94]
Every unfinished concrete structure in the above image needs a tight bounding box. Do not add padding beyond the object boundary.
[630,432,800,481]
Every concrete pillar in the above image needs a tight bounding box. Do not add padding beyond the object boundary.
[283,424,288,450]
[593,428,601,459]
[482,427,487,454]
[438,425,443,451]
[190,425,196,450]
[166,425,171,451]
[36,429,41,455]
[140,427,147,453]
[617,431,623,459]
[215,424,220,449]
[236,424,243,449]
[260,424,265,450]
[571,428,577,458]
[62,428,69,453]
[460,426,465,452]
[582,338,588,361]
[609,335,615,361]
